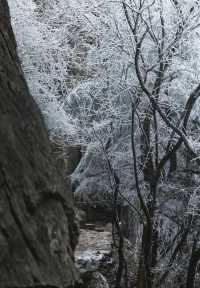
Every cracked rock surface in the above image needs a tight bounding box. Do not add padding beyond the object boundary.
[0,1,79,287]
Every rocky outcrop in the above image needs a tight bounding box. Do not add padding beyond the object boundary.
[0,1,79,287]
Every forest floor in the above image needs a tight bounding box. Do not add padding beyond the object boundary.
[75,223,113,272]
[74,214,136,287]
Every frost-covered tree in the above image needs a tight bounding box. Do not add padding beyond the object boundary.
[118,1,200,287]
[8,0,98,142]
[8,0,200,287]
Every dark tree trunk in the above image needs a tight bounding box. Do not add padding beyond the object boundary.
[136,181,158,288]
[169,151,177,174]
[136,111,156,288]
[0,1,79,287]
[186,241,200,288]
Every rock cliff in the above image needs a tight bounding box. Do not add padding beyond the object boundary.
[0,1,79,287]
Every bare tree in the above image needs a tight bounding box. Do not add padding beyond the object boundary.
[122,1,200,287]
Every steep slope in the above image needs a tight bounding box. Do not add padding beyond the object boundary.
[0,0,79,287]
